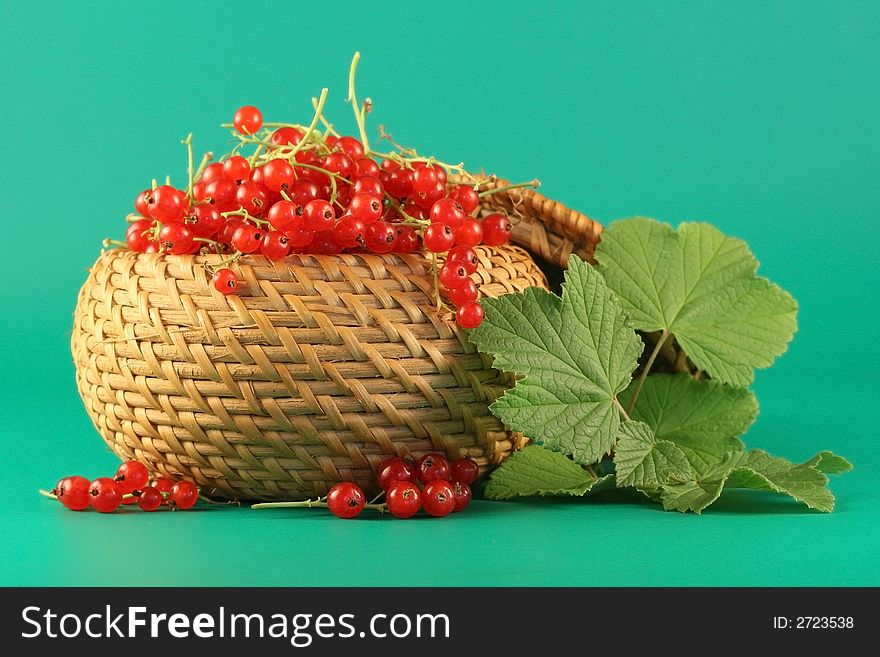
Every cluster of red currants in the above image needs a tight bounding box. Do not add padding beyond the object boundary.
[50,460,199,513]
[122,103,517,329]
[322,453,478,519]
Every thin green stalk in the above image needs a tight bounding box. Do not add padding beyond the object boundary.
[627,329,669,415]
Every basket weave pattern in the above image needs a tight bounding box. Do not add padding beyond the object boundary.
[72,185,602,500]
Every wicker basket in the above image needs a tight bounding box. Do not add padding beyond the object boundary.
[71,180,602,500]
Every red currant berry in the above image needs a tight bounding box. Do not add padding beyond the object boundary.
[303,199,336,232]
[377,457,416,491]
[233,105,262,135]
[270,126,303,146]
[204,178,238,212]
[364,222,396,254]
[416,453,451,484]
[159,223,196,255]
[261,231,290,260]
[326,482,365,519]
[452,481,472,512]
[137,486,164,512]
[444,278,479,306]
[450,458,480,484]
[55,475,91,511]
[267,200,301,231]
[231,224,264,254]
[151,477,174,494]
[235,181,269,216]
[352,175,384,198]
[429,198,466,228]
[386,481,422,519]
[211,268,238,294]
[114,461,150,494]
[439,262,470,290]
[262,158,295,192]
[335,136,365,160]
[455,217,483,247]
[384,167,413,198]
[411,166,439,194]
[148,185,188,223]
[126,218,155,252]
[89,477,122,513]
[333,216,366,248]
[218,217,245,245]
[381,158,399,172]
[412,180,446,210]
[480,213,512,246]
[348,193,384,224]
[135,189,152,217]
[447,245,479,274]
[422,223,455,253]
[222,155,251,183]
[392,225,420,253]
[183,204,223,238]
[421,480,456,517]
[200,162,226,185]
[169,481,199,510]
[450,185,480,214]
[456,301,485,329]
[310,230,342,254]
[284,223,315,249]
[353,158,381,179]
[290,179,321,206]
[322,151,353,179]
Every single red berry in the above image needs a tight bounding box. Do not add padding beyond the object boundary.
[334,136,365,160]
[266,200,302,231]
[383,167,413,198]
[169,481,198,510]
[333,216,366,248]
[55,475,91,511]
[151,477,174,494]
[222,155,251,183]
[126,218,155,252]
[159,223,196,255]
[231,224,264,254]
[326,482,365,519]
[364,222,396,254]
[392,225,420,253]
[89,477,122,513]
[183,205,223,238]
[422,223,455,253]
[200,162,226,185]
[480,213,512,246]
[148,185,188,223]
[322,151,353,179]
[218,217,245,245]
[235,181,269,216]
[455,217,483,247]
[233,105,263,134]
[352,158,381,179]
[309,230,342,254]
[416,453,451,484]
[429,198,466,228]
[438,262,470,290]
[135,189,153,217]
[262,159,295,192]
[377,457,416,491]
[352,175,384,198]
[303,199,336,232]
[204,178,238,212]
[450,185,480,214]
[114,461,150,494]
[446,245,479,274]
[348,193,384,224]
[270,126,303,146]
[456,301,485,329]
[284,223,315,249]
[450,458,480,484]
[386,481,422,519]
[422,480,456,517]
[412,180,446,210]
[444,278,479,306]
[261,231,290,260]
[211,268,238,294]
[411,166,439,194]
[137,486,164,512]
[452,481,472,512]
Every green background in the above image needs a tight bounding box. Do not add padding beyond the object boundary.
[1,0,877,586]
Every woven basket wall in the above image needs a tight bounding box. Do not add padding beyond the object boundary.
[71,181,603,500]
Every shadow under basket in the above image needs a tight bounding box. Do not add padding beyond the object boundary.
[71,179,603,500]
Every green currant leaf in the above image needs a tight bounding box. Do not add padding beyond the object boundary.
[727,450,841,512]
[595,218,798,386]
[483,445,611,500]
[469,255,643,465]
[660,450,743,513]
[613,421,692,487]
[804,451,853,475]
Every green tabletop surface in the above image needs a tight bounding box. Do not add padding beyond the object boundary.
[1,0,877,587]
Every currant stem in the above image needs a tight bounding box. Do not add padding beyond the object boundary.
[102,238,127,249]
[289,87,329,159]
[38,489,56,499]
[221,208,271,227]
[311,97,341,137]
[478,179,540,198]
[193,151,213,183]
[627,329,669,415]
[182,133,195,200]
[347,52,370,151]
[614,397,631,421]
[193,237,224,249]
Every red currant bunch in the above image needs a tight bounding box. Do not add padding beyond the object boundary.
[114,58,536,331]
[46,460,200,513]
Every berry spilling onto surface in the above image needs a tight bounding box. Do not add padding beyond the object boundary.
[45,460,200,514]
[326,482,367,519]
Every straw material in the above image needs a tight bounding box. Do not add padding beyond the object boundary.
[71,183,603,500]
